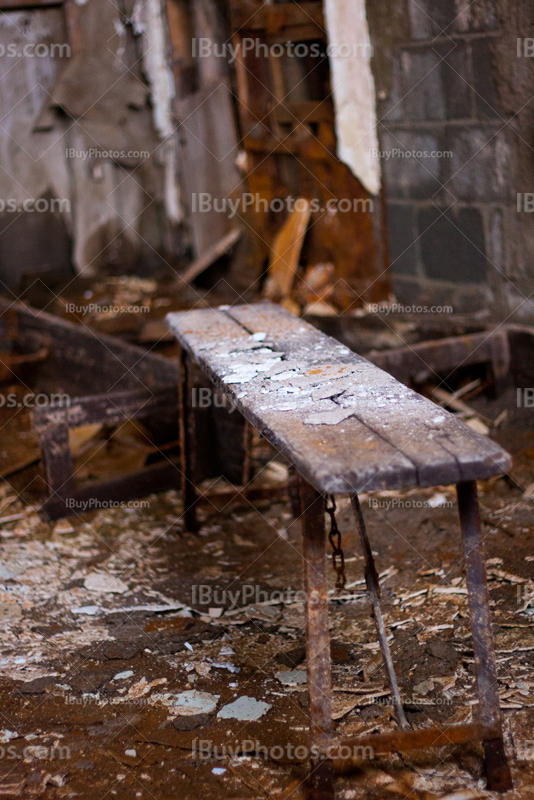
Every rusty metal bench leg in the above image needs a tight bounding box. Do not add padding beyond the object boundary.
[351,494,409,730]
[300,478,334,800]
[288,465,302,518]
[456,480,513,792]
[241,419,253,494]
[178,348,198,532]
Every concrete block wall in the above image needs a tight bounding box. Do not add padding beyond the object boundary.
[366,0,534,320]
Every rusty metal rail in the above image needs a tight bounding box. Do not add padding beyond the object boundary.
[457,480,513,792]
[351,494,409,731]
[332,723,498,772]
[300,480,334,800]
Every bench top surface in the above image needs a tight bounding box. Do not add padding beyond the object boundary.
[166,302,511,494]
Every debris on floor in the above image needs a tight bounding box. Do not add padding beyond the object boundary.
[0,375,532,797]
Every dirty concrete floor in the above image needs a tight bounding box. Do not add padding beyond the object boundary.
[0,392,533,799]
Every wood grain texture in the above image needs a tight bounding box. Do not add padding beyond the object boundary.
[166,302,511,493]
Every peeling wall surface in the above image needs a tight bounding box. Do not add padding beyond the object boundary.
[323,0,381,196]
[0,0,172,288]
[0,10,72,287]
[366,0,534,321]
[138,0,182,226]
[172,0,243,259]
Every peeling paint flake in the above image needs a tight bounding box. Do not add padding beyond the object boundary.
[217,696,271,721]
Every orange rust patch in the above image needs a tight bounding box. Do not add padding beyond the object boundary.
[144,617,193,633]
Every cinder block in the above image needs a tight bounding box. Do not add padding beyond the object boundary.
[407,0,457,40]
[376,55,405,123]
[451,0,499,34]
[402,42,473,121]
[471,38,500,118]
[433,41,474,119]
[386,204,419,275]
[380,130,443,200]
[402,49,445,120]
[418,206,488,282]
[444,128,512,202]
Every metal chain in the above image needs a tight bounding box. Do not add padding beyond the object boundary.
[326,495,346,593]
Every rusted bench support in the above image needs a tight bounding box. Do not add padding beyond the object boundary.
[178,348,198,532]
[351,494,409,731]
[457,480,513,792]
[300,479,334,800]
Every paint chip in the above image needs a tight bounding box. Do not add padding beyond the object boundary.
[275,670,307,686]
[217,696,271,721]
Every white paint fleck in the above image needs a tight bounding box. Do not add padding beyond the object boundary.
[217,696,271,721]
[71,605,101,616]
[84,573,128,594]
[153,690,219,716]
[113,670,134,681]
[211,661,240,673]
[275,670,307,686]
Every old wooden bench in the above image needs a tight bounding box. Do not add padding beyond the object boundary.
[166,301,513,799]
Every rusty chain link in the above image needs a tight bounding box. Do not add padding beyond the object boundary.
[326,494,346,593]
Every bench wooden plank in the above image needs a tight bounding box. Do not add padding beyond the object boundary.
[167,307,415,493]
[166,303,511,492]
[226,304,511,485]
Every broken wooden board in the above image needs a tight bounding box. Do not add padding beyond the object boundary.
[166,302,511,494]
[264,199,311,303]
[367,329,511,386]
[179,228,243,284]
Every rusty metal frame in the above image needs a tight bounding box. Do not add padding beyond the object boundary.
[456,480,513,791]
[295,476,512,798]
[178,347,198,532]
[241,419,254,495]
[299,479,334,800]
[351,494,409,730]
